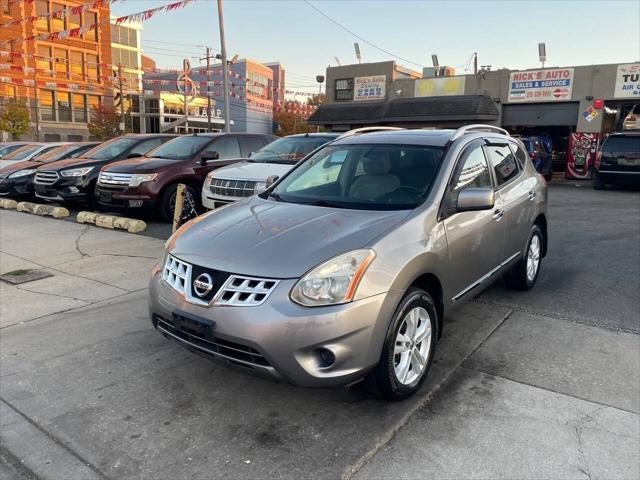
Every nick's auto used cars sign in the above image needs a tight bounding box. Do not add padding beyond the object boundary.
[508,68,574,102]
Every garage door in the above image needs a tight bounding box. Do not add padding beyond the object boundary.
[502,102,579,127]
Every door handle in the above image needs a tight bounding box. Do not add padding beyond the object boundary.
[528,191,536,201]
[493,209,504,221]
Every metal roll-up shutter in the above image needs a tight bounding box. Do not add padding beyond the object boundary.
[502,102,580,127]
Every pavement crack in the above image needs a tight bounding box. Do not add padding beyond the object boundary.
[74,225,91,258]
[573,424,592,480]
[15,284,90,304]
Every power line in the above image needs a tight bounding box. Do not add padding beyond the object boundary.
[302,0,424,68]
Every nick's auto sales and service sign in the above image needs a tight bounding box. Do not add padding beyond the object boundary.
[508,68,574,102]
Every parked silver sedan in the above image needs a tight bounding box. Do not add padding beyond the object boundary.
[149,125,548,399]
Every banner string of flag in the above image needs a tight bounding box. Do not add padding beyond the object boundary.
[1,0,120,29]
[0,0,194,47]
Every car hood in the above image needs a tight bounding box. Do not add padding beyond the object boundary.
[212,161,293,182]
[104,156,183,174]
[168,196,410,278]
[37,156,109,172]
[0,159,42,175]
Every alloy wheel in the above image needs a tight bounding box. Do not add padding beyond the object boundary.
[394,306,432,385]
[169,189,198,221]
[526,234,541,282]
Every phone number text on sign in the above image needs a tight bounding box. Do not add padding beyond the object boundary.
[508,68,574,102]
[354,75,386,101]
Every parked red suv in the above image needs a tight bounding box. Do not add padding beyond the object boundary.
[96,133,275,221]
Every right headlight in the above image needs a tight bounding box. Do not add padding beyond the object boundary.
[290,249,376,307]
[129,173,158,187]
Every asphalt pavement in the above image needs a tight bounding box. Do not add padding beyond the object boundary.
[1,181,638,480]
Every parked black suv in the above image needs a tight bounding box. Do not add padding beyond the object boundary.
[593,133,640,189]
[33,134,176,205]
[95,133,275,221]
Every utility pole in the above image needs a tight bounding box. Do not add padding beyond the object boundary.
[217,0,230,132]
[118,64,125,134]
[200,47,215,132]
[473,52,478,75]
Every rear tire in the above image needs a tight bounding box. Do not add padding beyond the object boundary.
[593,173,605,190]
[504,225,543,291]
[160,184,199,223]
[368,287,438,400]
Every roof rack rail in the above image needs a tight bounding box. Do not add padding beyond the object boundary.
[337,126,405,139]
[450,124,509,141]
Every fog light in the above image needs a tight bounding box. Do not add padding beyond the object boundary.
[316,347,336,369]
[129,200,143,207]
[68,186,79,193]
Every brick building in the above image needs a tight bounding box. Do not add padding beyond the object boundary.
[0,0,113,141]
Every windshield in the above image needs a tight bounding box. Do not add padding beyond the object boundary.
[3,144,42,161]
[149,136,212,160]
[32,145,77,162]
[0,144,25,157]
[267,144,445,211]
[250,136,336,163]
[82,137,138,160]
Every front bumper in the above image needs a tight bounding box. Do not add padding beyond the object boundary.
[0,175,34,198]
[201,189,241,210]
[34,178,91,203]
[149,268,402,387]
[95,185,159,212]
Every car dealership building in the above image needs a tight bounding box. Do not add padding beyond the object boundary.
[308,61,639,179]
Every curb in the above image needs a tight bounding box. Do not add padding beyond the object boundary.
[16,202,69,218]
[0,199,18,209]
[76,211,147,233]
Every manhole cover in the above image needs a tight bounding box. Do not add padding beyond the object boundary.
[0,269,53,285]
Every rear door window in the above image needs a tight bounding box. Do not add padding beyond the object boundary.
[485,145,520,187]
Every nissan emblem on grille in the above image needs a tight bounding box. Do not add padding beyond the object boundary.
[193,273,214,297]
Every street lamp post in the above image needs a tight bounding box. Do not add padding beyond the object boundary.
[217,0,231,133]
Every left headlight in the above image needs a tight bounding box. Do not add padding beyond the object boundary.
[130,173,158,187]
[290,249,376,307]
[254,181,267,194]
[8,169,36,178]
[60,167,94,177]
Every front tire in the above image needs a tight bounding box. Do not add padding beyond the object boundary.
[160,184,199,223]
[504,224,543,291]
[369,287,438,400]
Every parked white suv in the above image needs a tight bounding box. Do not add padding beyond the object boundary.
[201,133,340,209]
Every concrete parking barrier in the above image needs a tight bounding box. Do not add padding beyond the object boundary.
[0,199,18,209]
[77,211,147,234]
[16,202,69,218]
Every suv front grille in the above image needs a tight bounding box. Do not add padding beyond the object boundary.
[162,254,279,306]
[210,178,256,198]
[98,172,132,188]
[154,314,271,367]
[34,171,59,185]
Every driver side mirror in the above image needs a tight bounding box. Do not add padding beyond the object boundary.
[200,151,219,165]
[456,187,495,212]
[265,175,280,188]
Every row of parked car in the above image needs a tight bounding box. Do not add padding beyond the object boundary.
[0,131,353,222]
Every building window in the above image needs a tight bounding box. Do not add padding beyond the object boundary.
[88,95,100,119]
[36,45,53,76]
[57,91,71,122]
[84,11,98,41]
[72,93,86,122]
[39,90,55,121]
[70,51,83,80]
[86,54,99,83]
[36,0,50,32]
[51,3,66,32]
[335,78,354,101]
[54,48,68,78]
[69,9,81,31]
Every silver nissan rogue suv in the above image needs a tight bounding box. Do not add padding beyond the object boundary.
[149,125,548,399]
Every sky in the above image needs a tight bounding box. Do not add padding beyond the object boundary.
[112,0,640,94]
